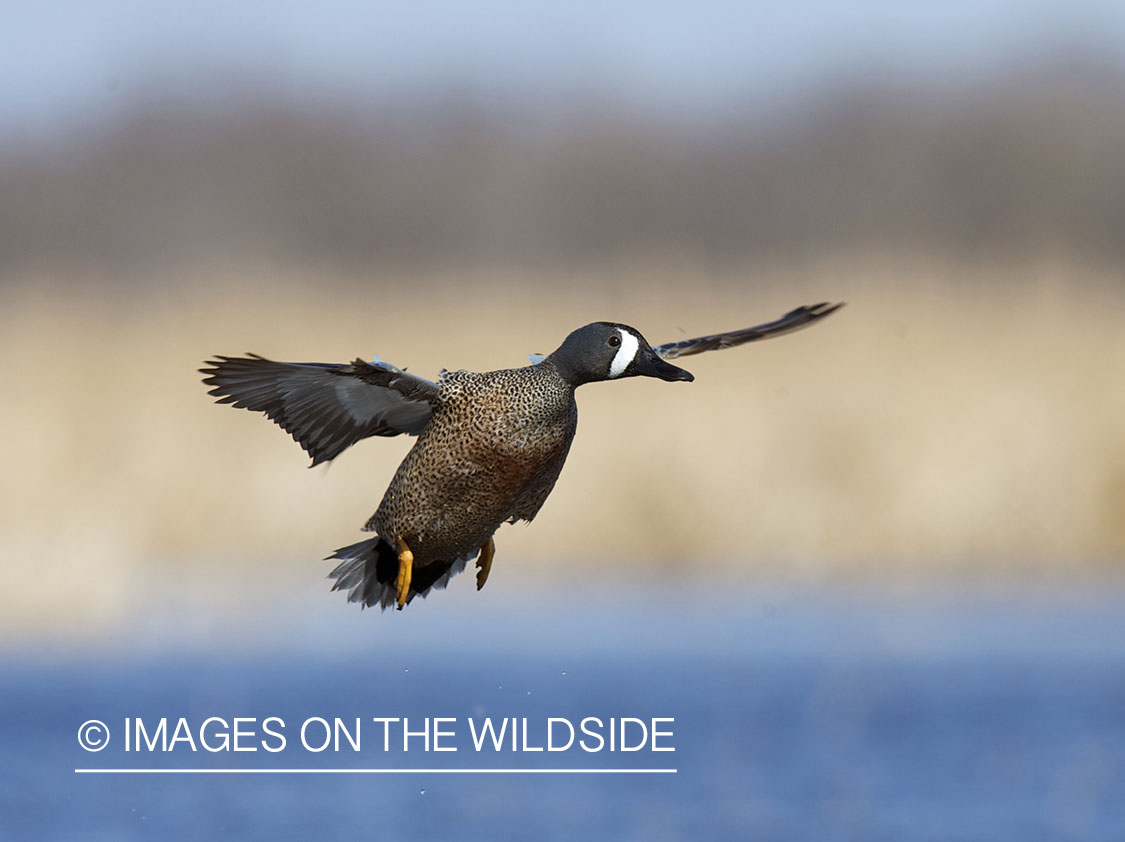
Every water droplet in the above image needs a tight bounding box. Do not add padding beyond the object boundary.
[419,789,426,796]
[561,671,567,677]
[526,690,532,696]
[404,668,409,673]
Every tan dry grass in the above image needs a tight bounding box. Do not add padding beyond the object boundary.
[2,256,1124,637]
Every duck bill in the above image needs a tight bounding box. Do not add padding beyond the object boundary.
[633,350,694,382]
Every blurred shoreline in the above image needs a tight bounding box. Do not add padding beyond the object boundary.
[4,255,1124,643]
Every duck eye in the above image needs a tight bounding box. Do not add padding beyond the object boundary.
[608,335,621,348]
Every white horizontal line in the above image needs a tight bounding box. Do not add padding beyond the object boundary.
[75,768,676,775]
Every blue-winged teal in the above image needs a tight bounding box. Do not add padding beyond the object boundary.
[201,303,841,610]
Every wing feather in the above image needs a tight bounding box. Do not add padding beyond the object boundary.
[200,354,439,466]
[653,302,844,360]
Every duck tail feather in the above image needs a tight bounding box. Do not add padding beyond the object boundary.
[326,538,471,610]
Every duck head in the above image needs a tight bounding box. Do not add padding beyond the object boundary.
[548,322,694,387]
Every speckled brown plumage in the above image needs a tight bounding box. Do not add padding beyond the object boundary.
[366,364,577,566]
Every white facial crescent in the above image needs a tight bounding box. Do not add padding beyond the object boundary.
[608,328,640,378]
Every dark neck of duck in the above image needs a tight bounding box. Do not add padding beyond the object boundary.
[545,345,601,388]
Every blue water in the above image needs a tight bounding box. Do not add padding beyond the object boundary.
[6,583,1125,840]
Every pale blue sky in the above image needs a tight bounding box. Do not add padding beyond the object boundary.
[5,0,1124,130]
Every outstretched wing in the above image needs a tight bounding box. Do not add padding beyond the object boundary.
[200,354,440,466]
[652,302,844,360]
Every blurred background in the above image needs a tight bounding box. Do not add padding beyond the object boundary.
[3,1,1125,839]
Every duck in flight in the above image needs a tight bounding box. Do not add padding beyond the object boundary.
[201,302,842,610]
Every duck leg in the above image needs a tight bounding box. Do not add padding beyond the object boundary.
[475,537,496,591]
[394,536,414,610]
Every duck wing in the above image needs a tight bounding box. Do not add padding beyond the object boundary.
[201,354,439,466]
[652,302,844,360]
